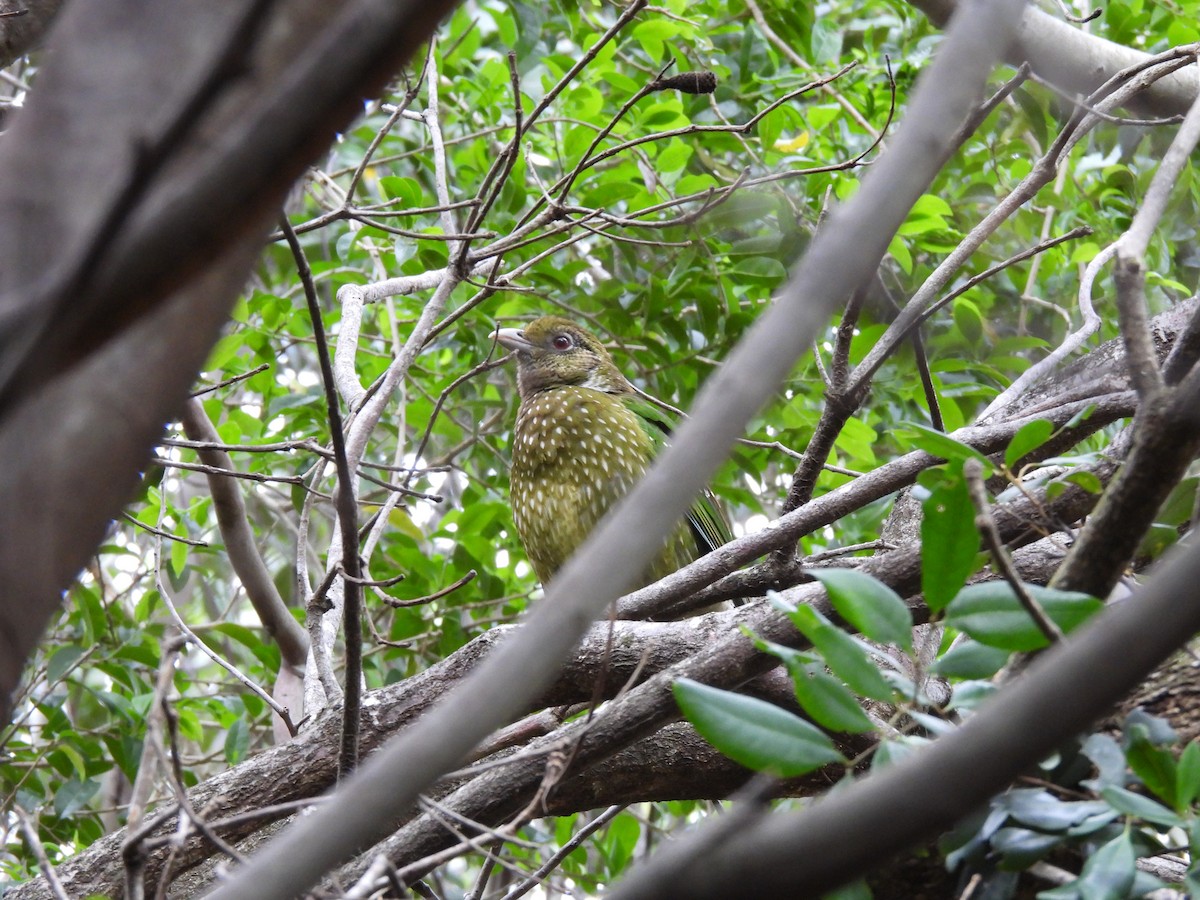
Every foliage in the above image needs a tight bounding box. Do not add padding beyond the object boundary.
[4,0,1200,896]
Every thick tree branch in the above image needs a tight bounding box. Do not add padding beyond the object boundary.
[333,466,1108,892]
[909,0,1199,117]
[0,0,62,69]
[0,0,457,719]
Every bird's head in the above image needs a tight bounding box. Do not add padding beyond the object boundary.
[492,317,633,400]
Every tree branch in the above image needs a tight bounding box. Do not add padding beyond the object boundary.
[179,399,309,669]
[908,0,1200,117]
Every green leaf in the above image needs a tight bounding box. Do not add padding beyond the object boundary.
[888,234,913,274]
[990,827,1061,867]
[225,716,250,765]
[931,639,1011,679]
[1004,420,1054,469]
[50,744,89,781]
[377,176,423,208]
[790,664,877,734]
[1100,785,1185,828]
[1064,470,1104,494]
[1002,790,1111,832]
[47,644,86,682]
[821,879,872,900]
[656,138,693,174]
[944,583,1102,651]
[902,423,993,470]
[1158,477,1200,527]
[53,776,101,817]
[788,605,896,701]
[1177,740,1200,809]
[673,678,845,777]
[1082,734,1129,791]
[631,19,680,60]
[920,471,981,613]
[1127,725,1178,809]
[1072,830,1136,900]
[170,534,189,580]
[809,568,913,651]
[747,633,873,733]
[952,298,984,345]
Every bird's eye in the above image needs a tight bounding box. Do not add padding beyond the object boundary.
[551,334,573,351]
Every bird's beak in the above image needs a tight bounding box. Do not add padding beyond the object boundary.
[491,327,536,354]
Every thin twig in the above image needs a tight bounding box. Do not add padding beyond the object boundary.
[380,570,478,609]
[498,805,628,900]
[964,458,1063,643]
[1112,54,1200,399]
[157,588,297,733]
[148,456,309,488]
[14,806,70,900]
[189,363,271,397]
[280,216,363,776]
[744,0,878,139]
[121,512,209,547]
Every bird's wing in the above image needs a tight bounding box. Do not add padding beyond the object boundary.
[622,395,733,556]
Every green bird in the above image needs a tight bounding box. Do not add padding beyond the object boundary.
[493,316,731,590]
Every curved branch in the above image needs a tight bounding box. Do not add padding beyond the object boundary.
[179,399,309,669]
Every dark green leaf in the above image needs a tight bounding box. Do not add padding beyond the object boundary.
[1064,470,1103,494]
[1002,790,1111,832]
[673,678,845,777]
[944,583,1102,651]
[931,639,1010,679]
[790,664,876,734]
[225,716,250,766]
[1082,734,1128,791]
[990,827,1061,868]
[1126,727,1178,809]
[901,423,992,469]
[1177,740,1200,809]
[52,777,101,818]
[1100,786,1185,828]
[1004,419,1054,469]
[788,605,896,701]
[920,472,982,613]
[821,879,871,900]
[1157,477,1199,527]
[952,297,984,345]
[1072,831,1136,900]
[809,568,913,651]
[47,645,86,683]
[750,631,876,734]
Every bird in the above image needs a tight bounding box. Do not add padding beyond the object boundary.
[492,316,731,592]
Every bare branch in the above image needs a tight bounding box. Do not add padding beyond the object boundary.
[964,458,1062,644]
[180,399,309,668]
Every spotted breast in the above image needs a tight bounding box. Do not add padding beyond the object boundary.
[493,317,729,590]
